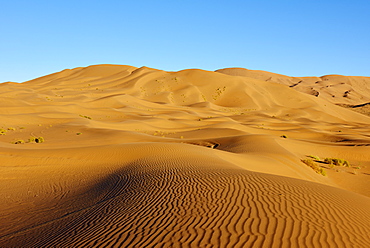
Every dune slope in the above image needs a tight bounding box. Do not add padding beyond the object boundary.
[1,65,369,247]
[216,67,370,116]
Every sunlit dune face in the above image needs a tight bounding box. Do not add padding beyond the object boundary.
[1,65,369,247]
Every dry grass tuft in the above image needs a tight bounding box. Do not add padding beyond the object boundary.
[28,137,45,143]
[302,159,327,176]
[323,158,350,167]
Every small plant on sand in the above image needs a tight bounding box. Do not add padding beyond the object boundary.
[280,135,288,138]
[0,129,7,135]
[13,139,25,144]
[212,86,226,100]
[76,132,82,135]
[323,158,350,167]
[308,155,320,161]
[7,127,16,131]
[79,115,92,120]
[28,137,45,143]
[302,159,326,176]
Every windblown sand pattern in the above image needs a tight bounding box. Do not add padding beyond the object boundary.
[1,65,370,247]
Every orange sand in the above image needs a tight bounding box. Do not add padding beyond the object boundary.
[0,65,369,247]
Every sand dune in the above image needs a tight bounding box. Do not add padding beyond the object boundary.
[1,65,370,247]
[216,67,370,116]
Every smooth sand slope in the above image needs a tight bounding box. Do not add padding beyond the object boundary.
[1,65,370,247]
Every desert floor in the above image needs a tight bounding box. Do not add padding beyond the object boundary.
[1,65,369,247]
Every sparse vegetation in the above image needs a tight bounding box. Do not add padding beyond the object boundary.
[7,127,15,131]
[306,155,352,169]
[301,159,327,176]
[308,155,320,161]
[79,115,92,120]
[14,140,25,144]
[76,132,82,135]
[28,137,45,143]
[0,129,7,135]
[280,135,288,138]
[212,86,226,100]
[323,158,350,167]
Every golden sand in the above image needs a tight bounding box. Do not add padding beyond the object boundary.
[1,65,369,247]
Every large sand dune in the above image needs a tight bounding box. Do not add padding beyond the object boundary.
[1,65,369,247]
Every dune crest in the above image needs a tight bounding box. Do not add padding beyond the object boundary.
[1,64,369,247]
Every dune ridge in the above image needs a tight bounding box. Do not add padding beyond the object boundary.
[1,64,369,247]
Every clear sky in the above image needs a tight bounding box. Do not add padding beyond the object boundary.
[1,0,369,83]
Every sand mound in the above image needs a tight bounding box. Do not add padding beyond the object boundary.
[1,65,370,247]
[216,68,370,116]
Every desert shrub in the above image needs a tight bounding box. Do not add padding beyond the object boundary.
[14,140,25,144]
[308,155,320,161]
[76,132,82,135]
[0,129,6,135]
[36,137,45,143]
[7,127,15,131]
[28,137,45,143]
[281,135,288,138]
[319,168,327,176]
[342,160,350,167]
[79,115,92,120]
[302,159,326,176]
[324,158,350,167]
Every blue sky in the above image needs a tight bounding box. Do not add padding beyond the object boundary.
[1,0,369,83]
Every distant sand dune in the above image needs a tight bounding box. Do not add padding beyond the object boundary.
[216,67,370,116]
[1,65,369,247]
